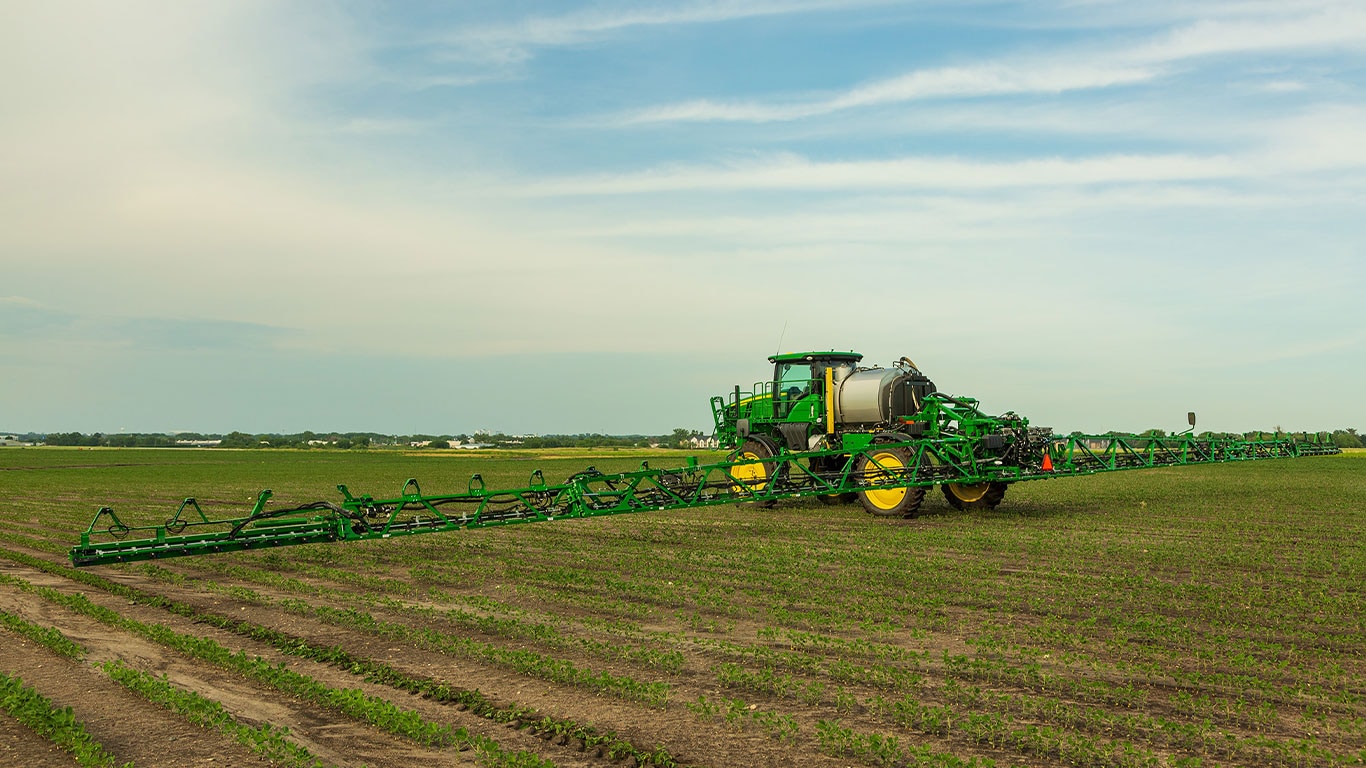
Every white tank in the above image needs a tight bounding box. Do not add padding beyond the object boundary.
[834,367,936,426]
[835,369,901,424]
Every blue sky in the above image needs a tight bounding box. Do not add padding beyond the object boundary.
[2,1,1363,436]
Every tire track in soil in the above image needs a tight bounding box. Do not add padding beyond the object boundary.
[6,544,1014,768]
[0,710,81,768]
[0,560,482,768]
[6,542,1091,768]
[110,560,972,768]
[4,556,653,768]
[0,634,272,767]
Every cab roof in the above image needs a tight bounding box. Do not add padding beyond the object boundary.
[768,351,863,364]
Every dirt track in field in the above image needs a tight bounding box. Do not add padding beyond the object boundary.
[0,549,854,768]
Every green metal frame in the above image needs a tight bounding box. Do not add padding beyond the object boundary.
[69,428,1338,567]
[712,350,865,449]
[66,349,1341,567]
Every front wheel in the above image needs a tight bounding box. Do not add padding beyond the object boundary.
[816,492,859,506]
[730,435,780,506]
[810,454,856,505]
[854,443,925,518]
[941,481,1008,511]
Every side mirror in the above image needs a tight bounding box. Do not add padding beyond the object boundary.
[1187,411,1197,428]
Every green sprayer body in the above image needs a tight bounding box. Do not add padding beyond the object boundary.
[69,351,1339,567]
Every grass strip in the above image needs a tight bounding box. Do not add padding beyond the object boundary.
[0,671,131,768]
[99,660,327,768]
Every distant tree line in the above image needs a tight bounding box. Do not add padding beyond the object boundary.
[21,427,1362,449]
[1330,428,1363,448]
[25,428,713,450]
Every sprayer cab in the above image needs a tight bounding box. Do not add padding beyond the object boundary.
[710,351,938,453]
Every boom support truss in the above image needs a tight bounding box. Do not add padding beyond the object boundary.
[70,431,1338,567]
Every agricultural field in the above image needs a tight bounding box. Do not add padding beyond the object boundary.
[0,446,1363,768]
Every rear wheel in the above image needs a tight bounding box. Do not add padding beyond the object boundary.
[730,435,780,506]
[855,436,925,518]
[941,481,1009,511]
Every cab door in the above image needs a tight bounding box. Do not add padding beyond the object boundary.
[774,362,822,422]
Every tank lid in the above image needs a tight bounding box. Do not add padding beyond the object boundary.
[768,350,863,364]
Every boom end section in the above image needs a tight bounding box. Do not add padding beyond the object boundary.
[70,497,353,567]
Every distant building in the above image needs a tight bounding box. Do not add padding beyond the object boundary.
[0,435,33,447]
[688,435,720,449]
[175,439,222,447]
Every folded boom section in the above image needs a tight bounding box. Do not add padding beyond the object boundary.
[69,431,1337,567]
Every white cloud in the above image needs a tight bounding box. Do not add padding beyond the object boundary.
[2,2,1362,433]
[1259,79,1308,92]
[618,4,1366,124]
[432,0,899,50]
[548,185,1290,249]
[522,151,1246,196]
[1134,4,1366,61]
[624,63,1158,124]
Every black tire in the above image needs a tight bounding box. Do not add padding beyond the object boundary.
[854,434,925,518]
[730,435,780,506]
[940,481,1009,511]
[810,454,855,505]
[816,492,858,505]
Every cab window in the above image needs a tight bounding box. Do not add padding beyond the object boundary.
[777,363,812,397]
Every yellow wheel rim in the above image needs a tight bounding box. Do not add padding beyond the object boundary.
[946,482,989,503]
[731,450,769,492]
[862,450,907,510]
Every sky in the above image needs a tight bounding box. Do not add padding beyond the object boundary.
[2,0,1363,437]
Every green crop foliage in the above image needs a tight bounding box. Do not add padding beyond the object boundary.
[100,660,325,768]
[0,672,131,768]
[3,447,1364,767]
[816,718,996,768]
[0,551,666,768]
[0,608,86,659]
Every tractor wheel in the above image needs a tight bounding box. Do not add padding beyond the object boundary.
[730,435,780,506]
[817,492,858,505]
[810,454,856,505]
[941,481,1009,511]
[854,437,925,518]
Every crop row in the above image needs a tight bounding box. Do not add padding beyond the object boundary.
[685,694,801,742]
[147,554,689,677]
[100,660,327,768]
[133,540,1366,763]
[0,671,131,768]
[127,554,678,708]
[814,718,996,768]
[1,607,86,659]
[294,601,673,707]
[0,556,555,767]
[872,686,1355,767]
[0,602,337,767]
[225,504,1361,724]
[1,548,676,767]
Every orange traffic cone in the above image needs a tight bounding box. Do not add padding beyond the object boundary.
[1042,452,1054,472]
